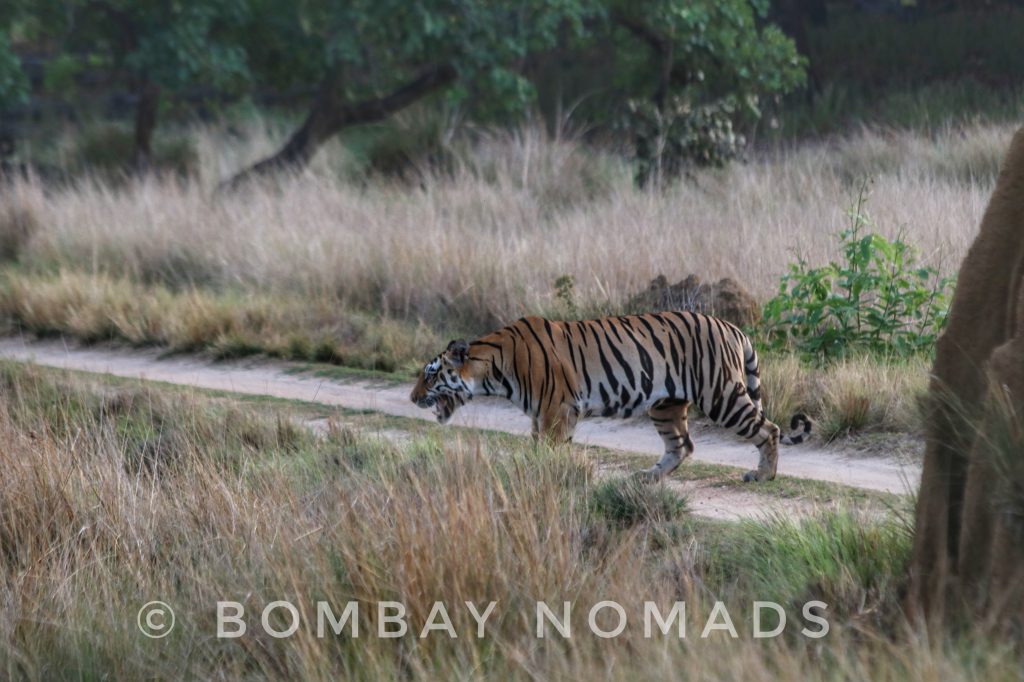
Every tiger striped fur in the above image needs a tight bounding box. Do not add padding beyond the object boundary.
[410,313,811,482]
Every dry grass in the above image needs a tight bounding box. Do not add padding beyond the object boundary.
[761,354,930,440]
[0,120,1007,429]
[0,270,440,370]
[4,122,1004,329]
[0,181,41,262]
[0,362,1017,680]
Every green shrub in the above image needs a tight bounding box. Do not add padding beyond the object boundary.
[763,182,954,360]
[553,274,578,318]
[622,95,745,187]
[589,477,688,527]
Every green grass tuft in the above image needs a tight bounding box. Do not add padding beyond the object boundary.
[590,477,688,527]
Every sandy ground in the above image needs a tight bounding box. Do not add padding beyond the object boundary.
[0,337,921,519]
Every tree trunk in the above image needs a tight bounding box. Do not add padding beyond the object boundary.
[772,0,821,98]
[220,64,456,191]
[133,81,160,171]
[611,12,676,188]
[907,127,1024,629]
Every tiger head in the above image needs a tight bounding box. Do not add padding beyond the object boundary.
[410,339,473,424]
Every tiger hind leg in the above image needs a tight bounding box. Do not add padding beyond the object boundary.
[740,419,781,482]
[735,410,811,481]
[715,385,781,482]
[731,408,781,482]
[639,400,694,481]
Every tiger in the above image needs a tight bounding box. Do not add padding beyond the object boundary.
[410,312,811,482]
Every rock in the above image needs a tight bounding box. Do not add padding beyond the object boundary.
[626,274,762,328]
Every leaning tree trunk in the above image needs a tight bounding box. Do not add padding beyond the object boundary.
[908,127,1024,629]
[220,64,456,191]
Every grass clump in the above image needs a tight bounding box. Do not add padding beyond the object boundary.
[708,510,912,625]
[761,352,928,440]
[590,477,688,527]
[0,183,40,263]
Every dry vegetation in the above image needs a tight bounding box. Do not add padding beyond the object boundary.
[1,361,1016,680]
[0,120,1010,434]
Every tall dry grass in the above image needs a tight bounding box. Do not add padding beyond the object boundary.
[0,362,1015,680]
[2,121,1005,334]
[761,353,930,440]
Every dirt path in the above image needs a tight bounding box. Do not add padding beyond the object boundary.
[302,417,822,521]
[0,337,920,501]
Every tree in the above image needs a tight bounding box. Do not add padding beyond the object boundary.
[15,0,251,170]
[605,0,806,184]
[771,0,827,97]
[222,0,593,189]
[908,127,1024,629]
[0,3,32,114]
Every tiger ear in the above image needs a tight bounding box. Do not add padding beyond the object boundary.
[445,339,469,367]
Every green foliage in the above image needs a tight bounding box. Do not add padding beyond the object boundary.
[589,477,688,527]
[609,0,806,100]
[0,34,27,111]
[771,8,1024,137]
[708,510,911,620]
[8,0,807,174]
[121,0,252,94]
[239,0,593,119]
[607,0,806,182]
[554,274,578,318]
[20,0,253,96]
[763,183,954,360]
[808,8,1024,98]
[624,95,745,185]
[42,54,83,94]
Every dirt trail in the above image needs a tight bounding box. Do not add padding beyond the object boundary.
[0,337,920,504]
[303,417,825,521]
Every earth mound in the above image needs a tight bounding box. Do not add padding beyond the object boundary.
[626,274,761,328]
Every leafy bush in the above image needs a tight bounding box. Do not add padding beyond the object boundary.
[763,183,954,360]
[622,95,745,187]
[553,274,578,318]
